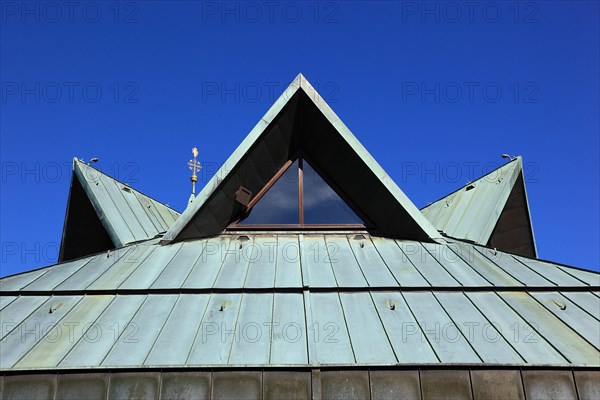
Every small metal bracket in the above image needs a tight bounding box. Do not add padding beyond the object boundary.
[235,186,253,206]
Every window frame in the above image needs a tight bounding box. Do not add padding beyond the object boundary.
[227,153,370,230]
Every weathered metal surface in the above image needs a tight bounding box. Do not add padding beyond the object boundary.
[55,374,108,400]
[308,293,354,364]
[470,370,525,400]
[370,237,428,286]
[1,369,595,400]
[1,233,599,370]
[435,292,523,363]
[145,294,210,366]
[574,371,600,400]
[263,371,311,400]
[500,292,600,365]
[73,160,179,247]
[403,292,481,363]
[320,370,370,400]
[420,370,473,400]
[160,372,210,400]
[2,375,55,400]
[369,370,421,400]
[161,74,441,243]
[339,292,396,364]
[0,296,82,368]
[107,372,160,400]
[102,295,178,367]
[3,235,596,292]
[466,292,567,365]
[270,293,307,364]
[531,292,600,348]
[370,292,438,363]
[211,371,261,400]
[59,295,146,368]
[14,295,113,368]
[521,370,578,400]
[421,158,535,254]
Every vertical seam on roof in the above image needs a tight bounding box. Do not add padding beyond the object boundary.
[184,293,213,365]
[152,241,206,289]
[240,237,257,289]
[367,291,400,364]
[345,235,371,287]
[11,269,51,291]
[399,291,441,363]
[11,296,85,369]
[463,292,527,364]
[303,291,316,364]
[144,243,184,289]
[420,243,462,286]
[131,191,161,234]
[267,292,276,364]
[323,236,340,288]
[55,294,116,367]
[109,178,152,239]
[0,296,18,312]
[226,292,245,364]
[85,245,157,290]
[99,294,149,366]
[446,245,495,286]
[93,170,136,244]
[34,258,94,291]
[471,246,527,286]
[495,292,571,364]
[430,292,484,363]
[511,256,560,286]
[142,294,180,366]
[554,266,592,287]
[368,237,401,287]
[335,291,357,364]
[560,292,600,322]
[298,235,308,288]
[528,293,600,352]
[393,240,431,286]
[0,297,47,341]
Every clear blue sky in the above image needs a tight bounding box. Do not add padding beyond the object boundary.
[1,1,598,276]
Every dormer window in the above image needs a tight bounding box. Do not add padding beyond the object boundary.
[229,156,366,228]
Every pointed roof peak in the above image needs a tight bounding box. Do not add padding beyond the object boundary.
[59,158,180,261]
[422,155,536,257]
[162,74,441,243]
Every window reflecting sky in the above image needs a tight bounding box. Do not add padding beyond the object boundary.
[303,161,363,225]
[239,159,363,225]
[239,160,299,224]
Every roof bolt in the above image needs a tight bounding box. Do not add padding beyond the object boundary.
[552,299,567,310]
[360,242,365,248]
[49,302,63,313]
[219,305,225,312]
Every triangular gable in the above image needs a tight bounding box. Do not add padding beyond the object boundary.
[162,74,441,243]
[59,159,180,261]
[421,157,537,257]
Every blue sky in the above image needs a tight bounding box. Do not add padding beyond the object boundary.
[1,1,598,276]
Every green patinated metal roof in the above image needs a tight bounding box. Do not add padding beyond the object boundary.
[162,73,441,243]
[1,234,598,370]
[58,159,180,261]
[1,74,598,377]
[421,157,537,257]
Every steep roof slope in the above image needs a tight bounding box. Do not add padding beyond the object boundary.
[59,159,180,261]
[421,157,537,257]
[162,74,441,243]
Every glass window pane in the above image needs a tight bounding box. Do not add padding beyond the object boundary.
[239,160,299,224]
[303,160,364,225]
